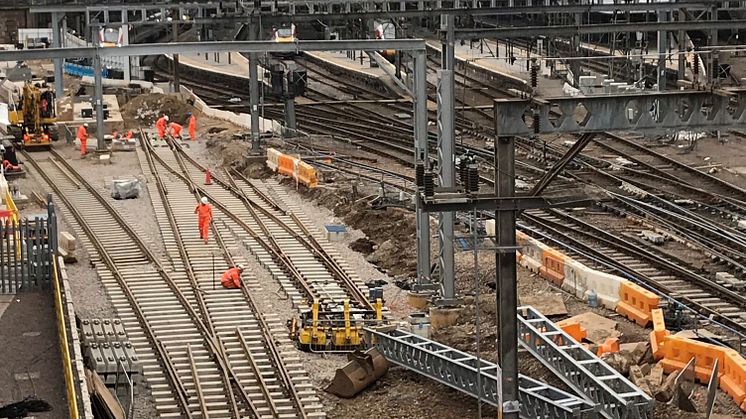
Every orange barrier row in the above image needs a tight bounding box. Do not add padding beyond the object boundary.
[649,308,669,359]
[265,148,318,188]
[596,337,620,356]
[615,281,659,327]
[649,311,746,411]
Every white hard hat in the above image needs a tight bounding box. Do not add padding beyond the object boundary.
[164,115,169,121]
[237,264,245,271]
[200,196,208,204]
[83,122,89,127]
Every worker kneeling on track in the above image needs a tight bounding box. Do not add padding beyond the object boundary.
[221,264,244,289]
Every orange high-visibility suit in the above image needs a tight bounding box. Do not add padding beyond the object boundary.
[77,125,88,156]
[169,122,183,138]
[188,115,197,140]
[155,116,168,138]
[221,267,243,289]
[194,202,213,242]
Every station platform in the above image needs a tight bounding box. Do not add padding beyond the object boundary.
[177,51,260,81]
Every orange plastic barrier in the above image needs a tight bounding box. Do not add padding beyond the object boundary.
[556,320,587,343]
[539,248,565,286]
[277,153,297,177]
[296,161,318,188]
[659,335,725,383]
[597,337,620,356]
[649,308,670,359]
[721,348,746,410]
[615,281,659,327]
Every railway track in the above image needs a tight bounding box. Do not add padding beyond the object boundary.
[25,147,322,418]
[520,208,746,344]
[145,135,372,312]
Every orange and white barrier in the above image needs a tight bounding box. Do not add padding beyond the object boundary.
[649,309,746,411]
[266,148,318,188]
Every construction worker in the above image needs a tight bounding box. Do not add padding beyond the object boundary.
[169,121,183,139]
[220,264,244,289]
[194,196,213,244]
[187,112,197,140]
[125,130,134,140]
[155,115,169,139]
[77,123,89,157]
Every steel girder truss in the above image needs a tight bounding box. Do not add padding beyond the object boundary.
[517,306,654,419]
[494,90,746,136]
[366,327,599,419]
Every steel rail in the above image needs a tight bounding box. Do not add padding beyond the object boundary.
[139,131,249,418]
[21,150,194,418]
[520,210,746,336]
[44,148,258,417]
[143,135,309,418]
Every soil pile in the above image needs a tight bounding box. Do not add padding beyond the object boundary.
[120,93,196,125]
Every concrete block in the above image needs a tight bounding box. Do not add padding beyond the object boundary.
[738,219,746,231]
[59,231,77,253]
[641,230,665,245]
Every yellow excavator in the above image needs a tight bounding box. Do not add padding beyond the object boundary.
[1,77,57,149]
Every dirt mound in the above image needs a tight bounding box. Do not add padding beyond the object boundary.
[120,93,197,126]
[349,237,376,255]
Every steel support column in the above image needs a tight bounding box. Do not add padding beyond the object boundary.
[249,19,261,152]
[172,22,181,92]
[283,96,297,138]
[93,53,105,151]
[414,50,431,281]
[52,12,63,99]
[436,14,457,303]
[678,10,686,79]
[496,135,519,418]
[657,10,667,91]
[122,11,131,82]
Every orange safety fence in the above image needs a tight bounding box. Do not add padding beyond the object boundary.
[649,308,669,359]
[615,281,659,327]
[596,337,620,356]
[659,335,725,383]
[721,348,746,411]
[539,248,565,286]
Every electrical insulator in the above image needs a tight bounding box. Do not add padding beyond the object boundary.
[693,54,700,75]
[713,57,720,79]
[530,60,538,88]
[467,164,479,192]
[424,172,435,197]
[533,111,540,135]
[459,156,469,185]
[416,162,425,188]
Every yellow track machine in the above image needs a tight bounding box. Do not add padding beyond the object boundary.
[291,298,384,352]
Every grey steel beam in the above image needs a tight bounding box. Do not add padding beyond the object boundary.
[413,50,431,282]
[436,14,456,305]
[0,40,426,62]
[453,20,746,39]
[496,135,519,419]
[93,53,105,151]
[528,133,595,197]
[657,10,667,91]
[51,12,64,101]
[366,327,600,418]
[517,306,653,419]
[494,90,746,136]
[30,2,744,24]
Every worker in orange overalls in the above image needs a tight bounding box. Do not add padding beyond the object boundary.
[155,115,169,139]
[125,130,134,140]
[194,196,213,244]
[187,112,197,140]
[77,123,89,157]
[220,264,244,289]
[169,121,183,139]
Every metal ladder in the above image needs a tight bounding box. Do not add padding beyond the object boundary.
[366,327,599,419]
[517,306,654,419]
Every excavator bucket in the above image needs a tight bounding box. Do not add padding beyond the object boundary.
[325,347,389,398]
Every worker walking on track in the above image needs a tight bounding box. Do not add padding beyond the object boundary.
[169,121,183,139]
[187,112,197,140]
[155,114,169,139]
[221,264,244,289]
[194,196,213,244]
[77,123,89,157]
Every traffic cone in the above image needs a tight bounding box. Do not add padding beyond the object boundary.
[205,169,212,185]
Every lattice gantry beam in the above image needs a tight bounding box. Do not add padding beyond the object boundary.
[494,90,746,136]
[517,306,653,419]
[366,328,599,419]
